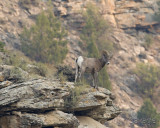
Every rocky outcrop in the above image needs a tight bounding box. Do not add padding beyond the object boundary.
[114,0,159,33]
[0,78,120,128]
[72,88,120,123]
[0,111,79,128]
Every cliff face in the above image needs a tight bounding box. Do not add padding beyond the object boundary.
[53,0,158,30]
[0,0,160,128]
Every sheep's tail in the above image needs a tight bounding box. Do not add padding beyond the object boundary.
[75,56,83,83]
[76,56,83,68]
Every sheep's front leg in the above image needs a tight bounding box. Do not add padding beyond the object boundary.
[91,72,95,88]
[78,69,82,82]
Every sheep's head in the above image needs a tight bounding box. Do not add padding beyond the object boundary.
[102,50,112,65]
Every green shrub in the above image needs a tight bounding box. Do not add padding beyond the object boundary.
[4,51,27,71]
[20,10,68,64]
[64,88,78,111]
[34,62,48,77]
[153,1,160,22]
[133,63,160,98]
[137,99,160,128]
[9,67,24,82]
[80,3,113,53]
[98,68,111,90]
[64,84,89,110]
[0,41,5,52]
[80,3,112,90]
[58,71,67,83]
[3,50,56,78]
[142,34,153,50]
[3,67,28,83]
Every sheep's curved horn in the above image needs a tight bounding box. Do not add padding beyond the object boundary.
[102,50,109,56]
[109,52,113,59]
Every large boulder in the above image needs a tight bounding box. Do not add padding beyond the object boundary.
[0,79,74,114]
[71,87,121,123]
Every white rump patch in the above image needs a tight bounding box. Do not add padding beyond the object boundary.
[77,56,84,68]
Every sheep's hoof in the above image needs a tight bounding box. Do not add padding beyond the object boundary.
[92,86,98,90]
[95,86,99,91]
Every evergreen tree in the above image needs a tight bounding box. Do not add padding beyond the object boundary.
[133,63,160,98]
[154,1,160,22]
[80,3,113,89]
[0,41,5,52]
[137,99,160,128]
[20,10,68,64]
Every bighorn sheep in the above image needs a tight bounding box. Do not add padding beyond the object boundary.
[75,50,111,89]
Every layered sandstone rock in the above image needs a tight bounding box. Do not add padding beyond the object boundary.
[0,76,120,128]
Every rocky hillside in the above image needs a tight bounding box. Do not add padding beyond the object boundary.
[0,0,160,128]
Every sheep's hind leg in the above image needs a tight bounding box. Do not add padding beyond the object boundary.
[78,70,82,82]
[94,72,99,90]
[75,65,78,83]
